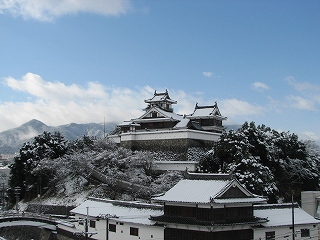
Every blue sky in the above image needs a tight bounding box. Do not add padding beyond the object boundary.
[0,0,320,143]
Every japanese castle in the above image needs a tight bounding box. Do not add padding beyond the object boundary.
[108,90,227,152]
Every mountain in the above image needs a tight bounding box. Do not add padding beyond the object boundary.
[0,119,117,154]
[226,124,241,131]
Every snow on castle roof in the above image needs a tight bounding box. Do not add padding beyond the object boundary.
[71,198,163,225]
[145,90,177,104]
[188,103,227,120]
[254,204,320,227]
[152,178,266,204]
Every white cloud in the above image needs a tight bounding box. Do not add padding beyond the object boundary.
[284,76,320,111]
[219,98,265,117]
[0,73,151,131]
[0,72,268,132]
[285,76,320,92]
[251,81,270,92]
[202,72,214,77]
[202,71,220,78]
[0,0,132,21]
[286,95,317,111]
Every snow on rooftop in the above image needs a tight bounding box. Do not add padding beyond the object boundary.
[118,121,140,127]
[153,179,231,204]
[71,199,163,225]
[254,205,320,227]
[192,107,216,117]
[134,106,183,123]
[174,118,190,128]
[145,91,177,104]
[214,198,267,204]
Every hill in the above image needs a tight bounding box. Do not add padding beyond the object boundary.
[0,119,117,154]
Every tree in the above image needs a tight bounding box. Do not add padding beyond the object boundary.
[199,121,320,202]
[8,131,68,203]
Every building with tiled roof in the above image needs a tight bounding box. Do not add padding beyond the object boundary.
[151,173,268,240]
[57,176,320,240]
[108,90,227,154]
[254,203,320,240]
[57,197,164,240]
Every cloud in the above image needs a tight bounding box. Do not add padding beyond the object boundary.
[219,99,265,117]
[285,76,320,92]
[0,0,132,21]
[286,95,317,111]
[0,73,151,131]
[284,76,320,111]
[202,71,220,78]
[0,72,268,132]
[202,72,213,77]
[251,81,270,92]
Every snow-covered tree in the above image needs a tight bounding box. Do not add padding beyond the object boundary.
[199,121,320,202]
[8,131,68,203]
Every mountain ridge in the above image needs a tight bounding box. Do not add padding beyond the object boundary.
[0,119,117,154]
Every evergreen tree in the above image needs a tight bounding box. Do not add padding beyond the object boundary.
[8,131,68,203]
[199,121,319,202]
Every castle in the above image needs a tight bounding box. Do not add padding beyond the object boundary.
[108,90,227,153]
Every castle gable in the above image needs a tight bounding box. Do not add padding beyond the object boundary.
[189,103,226,120]
[153,174,266,205]
[215,179,253,199]
[139,107,180,120]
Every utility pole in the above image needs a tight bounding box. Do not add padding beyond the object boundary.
[106,216,109,240]
[104,117,106,138]
[99,213,117,240]
[14,186,21,212]
[85,206,89,240]
[1,173,6,211]
[292,193,295,240]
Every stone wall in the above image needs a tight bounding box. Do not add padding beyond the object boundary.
[0,226,62,240]
[26,204,76,216]
[121,138,214,154]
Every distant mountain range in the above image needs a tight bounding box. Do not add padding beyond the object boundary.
[0,119,117,154]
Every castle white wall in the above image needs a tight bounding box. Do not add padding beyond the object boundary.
[301,191,320,218]
[60,214,164,240]
[254,224,319,240]
[108,220,164,240]
[153,161,197,171]
[118,129,220,142]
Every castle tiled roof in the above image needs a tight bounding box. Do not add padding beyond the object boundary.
[254,204,320,227]
[189,103,227,120]
[145,90,177,104]
[152,177,266,204]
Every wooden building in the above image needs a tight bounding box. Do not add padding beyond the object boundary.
[151,173,268,240]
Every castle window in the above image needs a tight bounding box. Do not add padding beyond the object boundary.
[130,227,139,236]
[265,231,275,240]
[89,220,96,228]
[109,224,116,232]
[301,228,310,237]
[152,112,157,118]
